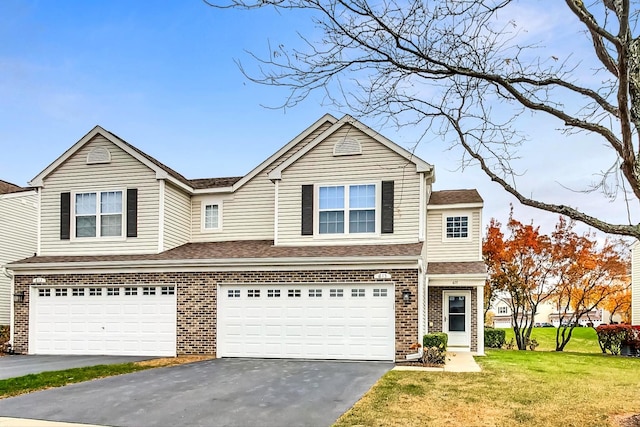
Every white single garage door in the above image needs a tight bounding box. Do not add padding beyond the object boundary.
[30,285,176,356]
[218,283,395,361]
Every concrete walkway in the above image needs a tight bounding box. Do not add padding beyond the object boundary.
[393,351,482,372]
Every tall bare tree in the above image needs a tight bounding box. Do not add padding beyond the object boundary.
[206,0,640,237]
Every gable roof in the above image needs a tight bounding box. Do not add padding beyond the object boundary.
[268,114,433,180]
[428,189,483,206]
[27,114,429,195]
[0,179,26,194]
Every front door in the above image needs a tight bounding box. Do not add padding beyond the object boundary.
[443,290,471,350]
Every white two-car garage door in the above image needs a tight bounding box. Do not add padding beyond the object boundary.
[30,285,176,356]
[217,283,395,361]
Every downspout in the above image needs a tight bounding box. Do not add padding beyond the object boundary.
[2,267,14,347]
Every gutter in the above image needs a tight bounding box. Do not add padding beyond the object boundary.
[9,255,421,273]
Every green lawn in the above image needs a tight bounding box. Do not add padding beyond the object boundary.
[334,350,640,427]
[0,363,151,398]
[499,326,601,353]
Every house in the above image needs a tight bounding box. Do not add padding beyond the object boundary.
[632,241,639,325]
[6,114,486,360]
[489,296,620,328]
[0,180,37,326]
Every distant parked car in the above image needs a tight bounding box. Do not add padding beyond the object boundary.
[535,322,555,328]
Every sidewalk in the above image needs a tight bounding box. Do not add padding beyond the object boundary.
[393,351,482,372]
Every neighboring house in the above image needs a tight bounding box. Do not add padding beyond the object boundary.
[0,180,37,325]
[489,297,620,328]
[8,114,486,360]
[632,241,639,325]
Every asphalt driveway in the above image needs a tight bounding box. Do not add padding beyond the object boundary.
[0,355,154,380]
[0,358,392,427]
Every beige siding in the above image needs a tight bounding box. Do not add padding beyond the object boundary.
[0,192,37,324]
[163,183,191,250]
[633,242,640,325]
[40,135,160,255]
[277,125,423,245]
[189,124,332,242]
[191,177,275,242]
[425,209,482,262]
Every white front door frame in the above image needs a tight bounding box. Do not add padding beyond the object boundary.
[442,290,471,351]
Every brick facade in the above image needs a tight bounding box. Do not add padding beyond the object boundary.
[427,286,478,352]
[13,268,418,360]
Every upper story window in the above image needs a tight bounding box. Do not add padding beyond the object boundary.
[445,215,469,239]
[204,204,219,229]
[497,306,508,315]
[201,198,223,232]
[318,184,376,234]
[75,191,123,238]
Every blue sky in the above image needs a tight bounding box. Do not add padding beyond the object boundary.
[0,0,636,237]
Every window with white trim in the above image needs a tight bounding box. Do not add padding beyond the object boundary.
[125,287,138,296]
[330,289,344,297]
[72,288,85,297]
[445,215,469,238]
[288,289,301,298]
[318,184,376,234]
[228,289,241,298]
[351,288,365,297]
[201,198,223,231]
[248,289,260,298]
[39,289,51,297]
[55,288,68,297]
[75,191,123,238]
[308,289,322,297]
[267,289,281,298]
[373,288,388,297]
[143,287,156,296]
[497,306,508,315]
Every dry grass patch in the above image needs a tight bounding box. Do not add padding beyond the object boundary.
[134,355,215,368]
[334,350,640,427]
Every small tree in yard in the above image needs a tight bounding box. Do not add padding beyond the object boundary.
[602,283,632,324]
[485,212,630,351]
[484,212,556,350]
[549,218,630,351]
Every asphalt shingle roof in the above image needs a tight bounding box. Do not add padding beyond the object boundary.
[427,261,486,275]
[12,240,424,265]
[0,179,27,194]
[429,189,483,205]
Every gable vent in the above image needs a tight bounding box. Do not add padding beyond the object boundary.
[86,147,111,164]
[333,138,362,156]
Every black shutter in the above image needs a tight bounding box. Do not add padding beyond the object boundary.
[60,192,71,240]
[127,188,138,238]
[301,185,313,235]
[381,181,394,234]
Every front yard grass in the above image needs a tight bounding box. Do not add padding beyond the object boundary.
[501,326,602,353]
[0,356,212,399]
[334,350,640,427]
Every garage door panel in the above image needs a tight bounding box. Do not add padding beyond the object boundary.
[218,283,395,361]
[31,287,176,356]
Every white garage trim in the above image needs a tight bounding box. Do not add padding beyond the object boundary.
[217,282,395,361]
[29,285,176,356]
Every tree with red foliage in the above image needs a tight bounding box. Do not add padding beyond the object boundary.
[483,211,556,350]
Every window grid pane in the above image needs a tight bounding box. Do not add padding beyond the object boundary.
[446,216,469,238]
[204,204,219,229]
[349,210,375,233]
[100,191,122,214]
[319,186,344,210]
[101,214,122,237]
[319,211,344,234]
[349,185,375,209]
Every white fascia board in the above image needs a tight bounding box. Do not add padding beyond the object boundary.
[233,114,338,190]
[192,187,235,195]
[427,202,484,210]
[10,255,420,273]
[268,115,434,180]
[427,272,488,282]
